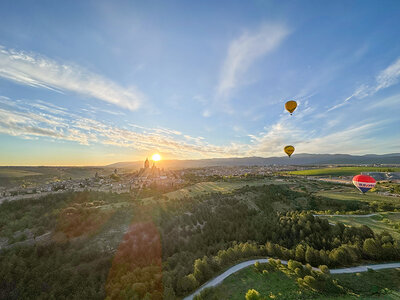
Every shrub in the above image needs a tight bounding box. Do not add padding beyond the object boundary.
[303,275,317,289]
[245,289,262,300]
[319,265,330,274]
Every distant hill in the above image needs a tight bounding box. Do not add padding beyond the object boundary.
[106,153,400,170]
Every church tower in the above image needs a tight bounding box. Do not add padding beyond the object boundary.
[144,158,150,168]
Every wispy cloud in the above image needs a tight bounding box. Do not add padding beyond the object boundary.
[375,57,400,91]
[0,46,144,110]
[0,97,245,158]
[216,24,289,100]
[247,121,306,156]
[247,118,394,156]
[328,57,400,111]
[0,95,396,159]
[294,122,385,154]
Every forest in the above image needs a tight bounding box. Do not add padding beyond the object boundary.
[0,183,399,299]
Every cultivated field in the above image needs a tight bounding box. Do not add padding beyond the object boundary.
[316,189,399,204]
[288,167,400,176]
[157,179,288,200]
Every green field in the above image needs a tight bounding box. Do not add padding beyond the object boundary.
[151,179,288,201]
[202,265,400,299]
[316,189,399,204]
[288,167,400,176]
[317,212,400,240]
[201,266,314,299]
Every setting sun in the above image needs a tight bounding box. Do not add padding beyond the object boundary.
[152,154,161,161]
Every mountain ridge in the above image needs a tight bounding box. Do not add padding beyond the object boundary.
[106,153,400,169]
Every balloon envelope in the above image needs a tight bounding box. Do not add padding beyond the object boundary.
[285,101,297,114]
[352,175,376,193]
[284,145,295,157]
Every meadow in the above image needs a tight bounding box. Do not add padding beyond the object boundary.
[288,167,400,176]
[197,265,400,299]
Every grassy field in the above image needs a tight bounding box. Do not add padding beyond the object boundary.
[201,266,313,299]
[288,167,400,176]
[334,269,400,299]
[317,212,400,240]
[316,189,399,204]
[204,265,400,299]
[156,179,288,201]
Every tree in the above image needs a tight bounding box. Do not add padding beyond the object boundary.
[295,244,305,262]
[288,259,302,271]
[363,238,381,259]
[265,242,276,256]
[178,275,198,293]
[329,247,353,266]
[319,265,330,274]
[193,257,211,284]
[305,246,318,266]
[131,283,147,298]
[163,286,176,300]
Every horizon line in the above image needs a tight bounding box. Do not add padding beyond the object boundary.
[1,152,399,168]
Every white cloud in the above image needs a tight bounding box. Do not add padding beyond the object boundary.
[245,117,395,157]
[294,122,383,154]
[326,101,348,112]
[0,97,244,159]
[0,46,144,110]
[329,57,400,111]
[375,57,400,91]
[246,121,305,156]
[344,84,370,102]
[216,24,289,99]
[0,96,396,160]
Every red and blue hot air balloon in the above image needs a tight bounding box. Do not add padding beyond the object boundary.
[352,174,376,194]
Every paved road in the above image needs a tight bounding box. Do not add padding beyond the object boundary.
[330,262,400,274]
[183,258,400,300]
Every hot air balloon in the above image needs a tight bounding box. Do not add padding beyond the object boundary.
[285,100,297,115]
[352,174,376,194]
[284,145,295,157]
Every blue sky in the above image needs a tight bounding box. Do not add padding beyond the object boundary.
[0,0,399,165]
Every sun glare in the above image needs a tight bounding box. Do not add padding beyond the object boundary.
[152,154,161,161]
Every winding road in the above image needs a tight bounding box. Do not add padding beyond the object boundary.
[183,258,400,300]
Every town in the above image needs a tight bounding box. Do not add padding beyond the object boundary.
[2,158,400,203]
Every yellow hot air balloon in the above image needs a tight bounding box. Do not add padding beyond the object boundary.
[285,100,297,115]
[284,145,295,157]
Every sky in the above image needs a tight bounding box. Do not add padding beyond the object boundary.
[0,0,400,166]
